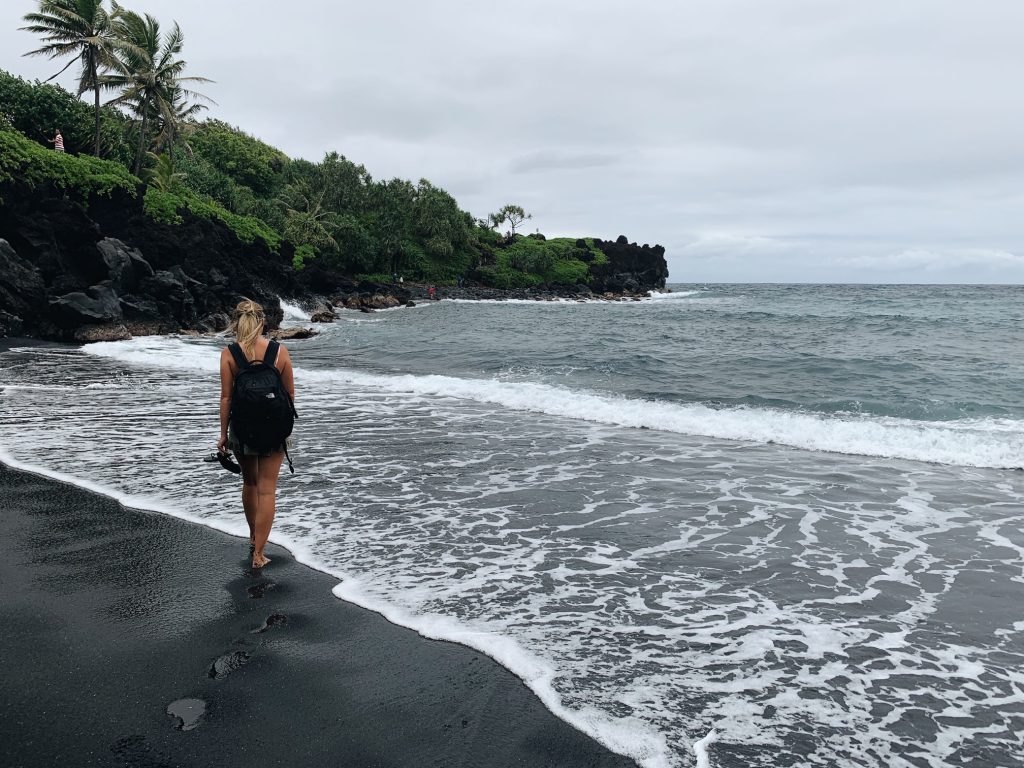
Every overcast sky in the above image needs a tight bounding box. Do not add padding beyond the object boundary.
[4,0,1024,283]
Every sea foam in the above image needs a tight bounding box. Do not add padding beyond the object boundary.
[279,299,311,321]
[82,336,1024,469]
[8,330,1024,768]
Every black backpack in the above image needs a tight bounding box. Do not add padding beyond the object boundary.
[228,340,297,471]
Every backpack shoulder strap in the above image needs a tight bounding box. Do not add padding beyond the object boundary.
[228,343,249,370]
[263,339,280,368]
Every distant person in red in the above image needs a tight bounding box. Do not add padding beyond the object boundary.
[47,130,64,152]
[428,285,437,300]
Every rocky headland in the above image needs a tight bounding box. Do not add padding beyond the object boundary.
[0,187,669,343]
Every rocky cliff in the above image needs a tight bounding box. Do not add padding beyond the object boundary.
[0,189,670,342]
[0,187,292,341]
[588,236,669,294]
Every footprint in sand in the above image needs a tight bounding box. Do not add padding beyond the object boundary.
[247,581,275,599]
[251,613,288,634]
[166,698,207,731]
[208,650,251,679]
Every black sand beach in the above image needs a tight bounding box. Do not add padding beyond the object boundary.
[0,460,638,768]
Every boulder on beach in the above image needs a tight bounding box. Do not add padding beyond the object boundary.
[73,323,132,342]
[271,326,317,340]
[365,293,400,309]
[49,283,123,328]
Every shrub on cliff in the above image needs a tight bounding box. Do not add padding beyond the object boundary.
[292,244,315,270]
[188,120,288,197]
[143,185,281,251]
[186,193,281,251]
[0,127,136,202]
[0,69,134,165]
[142,186,182,223]
[174,148,237,202]
[474,264,542,289]
[496,236,597,286]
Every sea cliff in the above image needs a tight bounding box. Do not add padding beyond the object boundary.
[0,185,668,342]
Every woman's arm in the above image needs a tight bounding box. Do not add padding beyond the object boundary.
[279,345,295,403]
[218,348,234,452]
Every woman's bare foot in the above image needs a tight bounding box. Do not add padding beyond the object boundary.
[252,552,271,569]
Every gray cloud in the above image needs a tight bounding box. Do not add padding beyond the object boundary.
[509,150,622,174]
[3,0,1023,282]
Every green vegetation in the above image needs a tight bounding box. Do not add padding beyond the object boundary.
[476,236,603,288]
[140,150,184,192]
[0,68,134,163]
[103,8,211,174]
[4,0,618,289]
[142,185,281,251]
[292,244,315,270]
[488,203,532,236]
[21,0,120,156]
[188,121,285,197]
[182,192,281,250]
[0,126,135,202]
[141,185,181,223]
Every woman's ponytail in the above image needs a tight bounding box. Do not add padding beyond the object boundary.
[231,299,265,359]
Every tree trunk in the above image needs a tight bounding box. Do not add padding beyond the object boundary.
[92,61,101,157]
[133,104,149,177]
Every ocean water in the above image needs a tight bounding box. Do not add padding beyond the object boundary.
[2,283,1023,767]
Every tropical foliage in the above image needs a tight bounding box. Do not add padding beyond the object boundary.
[20,0,120,156]
[488,203,532,236]
[0,68,133,164]
[0,125,135,202]
[102,7,211,173]
[139,150,183,191]
[9,0,609,288]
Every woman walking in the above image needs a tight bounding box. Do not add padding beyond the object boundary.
[217,300,295,569]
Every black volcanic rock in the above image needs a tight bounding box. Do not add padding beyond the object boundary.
[49,283,123,328]
[0,183,669,340]
[97,238,153,294]
[294,262,358,296]
[589,237,668,294]
[0,186,293,341]
[6,197,103,292]
[0,239,45,334]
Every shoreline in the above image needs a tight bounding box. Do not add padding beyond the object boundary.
[279,283,673,324]
[0,454,641,768]
[400,283,666,303]
[0,283,675,345]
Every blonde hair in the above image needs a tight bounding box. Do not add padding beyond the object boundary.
[232,299,265,359]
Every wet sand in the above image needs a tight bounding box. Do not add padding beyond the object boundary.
[0,461,638,768]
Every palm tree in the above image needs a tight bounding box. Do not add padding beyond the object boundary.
[152,83,211,159]
[21,0,120,157]
[103,8,211,174]
[141,151,186,193]
[278,181,341,252]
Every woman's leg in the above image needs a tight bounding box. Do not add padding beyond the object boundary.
[252,451,285,568]
[239,455,259,545]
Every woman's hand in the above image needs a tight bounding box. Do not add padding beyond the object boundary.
[217,434,228,454]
